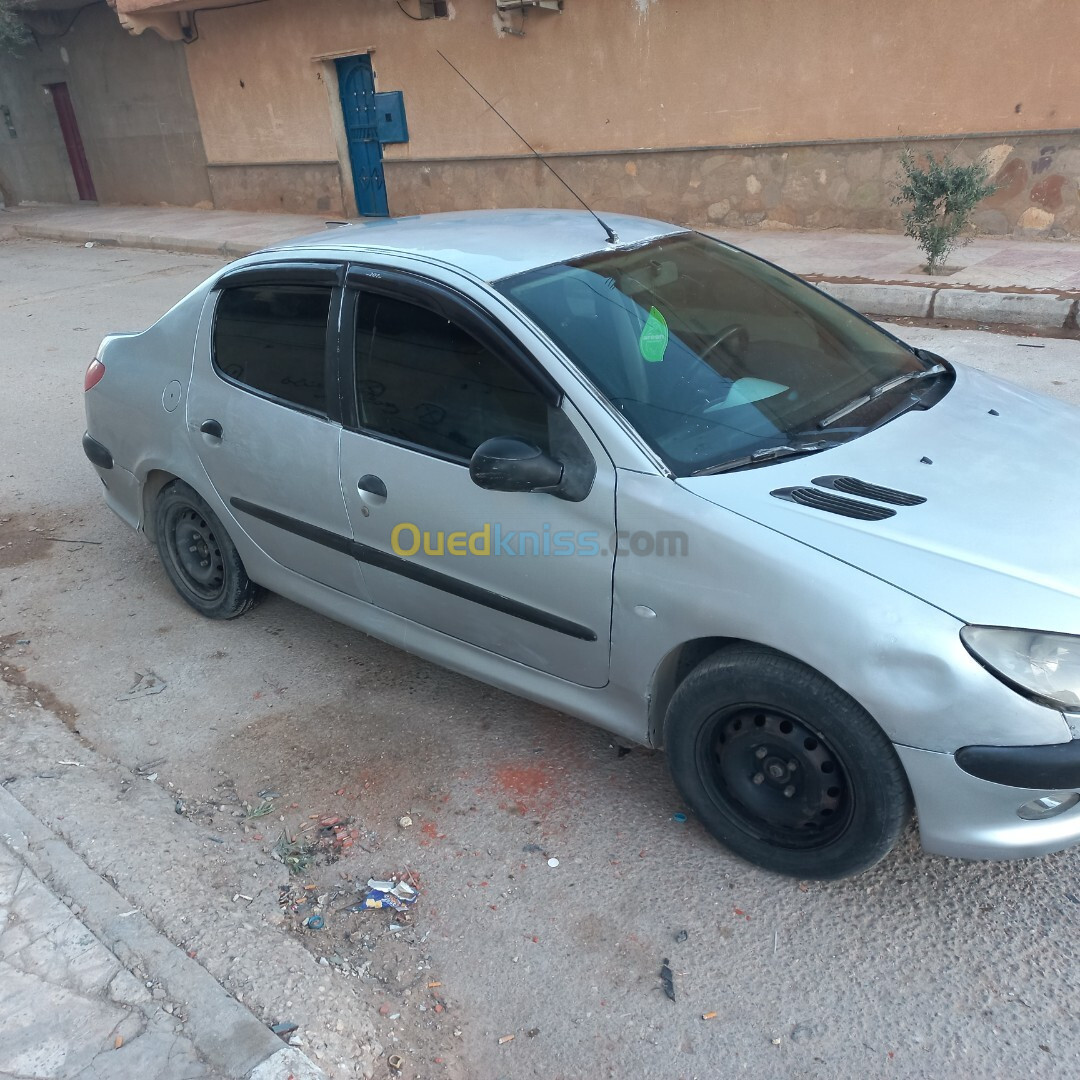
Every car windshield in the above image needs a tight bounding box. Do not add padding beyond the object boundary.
[496,233,936,475]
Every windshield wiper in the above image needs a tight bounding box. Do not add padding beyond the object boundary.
[818,363,948,429]
[692,441,832,476]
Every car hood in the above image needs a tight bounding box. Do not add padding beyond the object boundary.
[678,363,1080,631]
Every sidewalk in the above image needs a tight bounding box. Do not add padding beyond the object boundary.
[3,202,1079,331]
[709,226,1080,332]
[0,784,321,1080]
[0,203,334,259]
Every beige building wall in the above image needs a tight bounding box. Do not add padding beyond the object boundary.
[120,0,1080,231]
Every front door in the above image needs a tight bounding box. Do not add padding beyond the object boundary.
[337,274,616,687]
[336,55,388,217]
[47,82,96,202]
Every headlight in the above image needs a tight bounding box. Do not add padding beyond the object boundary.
[961,626,1080,712]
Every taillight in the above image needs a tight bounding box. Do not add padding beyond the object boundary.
[84,358,105,391]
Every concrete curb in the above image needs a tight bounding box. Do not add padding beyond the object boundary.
[818,280,1079,332]
[8,222,266,259]
[818,281,936,319]
[9,221,270,259]
[933,288,1076,328]
[0,783,327,1080]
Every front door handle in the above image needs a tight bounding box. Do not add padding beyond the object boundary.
[357,473,387,499]
[200,419,223,439]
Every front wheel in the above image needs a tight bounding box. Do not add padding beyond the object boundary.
[665,645,911,879]
[154,481,263,619]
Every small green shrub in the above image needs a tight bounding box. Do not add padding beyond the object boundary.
[893,149,997,274]
[0,1,31,54]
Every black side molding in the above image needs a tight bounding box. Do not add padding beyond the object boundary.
[82,432,113,470]
[355,539,597,641]
[956,739,1080,789]
[230,498,597,642]
[230,498,353,555]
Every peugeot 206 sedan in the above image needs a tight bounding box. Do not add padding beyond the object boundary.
[83,209,1080,879]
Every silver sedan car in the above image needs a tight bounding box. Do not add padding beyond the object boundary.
[83,209,1080,879]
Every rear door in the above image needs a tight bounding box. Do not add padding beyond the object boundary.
[187,262,369,600]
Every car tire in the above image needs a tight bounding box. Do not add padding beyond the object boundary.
[665,644,911,879]
[154,481,263,619]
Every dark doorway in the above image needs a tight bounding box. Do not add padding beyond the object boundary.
[335,55,388,217]
[46,82,96,202]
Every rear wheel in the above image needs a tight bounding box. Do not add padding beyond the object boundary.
[665,645,911,879]
[154,481,262,619]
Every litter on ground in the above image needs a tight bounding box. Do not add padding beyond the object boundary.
[660,958,676,1002]
[346,878,418,913]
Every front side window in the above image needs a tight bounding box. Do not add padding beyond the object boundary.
[353,292,549,459]
[213,284,332,414]
[497,233,941,475]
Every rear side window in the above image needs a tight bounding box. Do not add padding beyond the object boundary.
[213,284,332,414]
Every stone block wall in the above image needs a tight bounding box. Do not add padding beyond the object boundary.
[206,162,347,216]
[383,132,1080,236]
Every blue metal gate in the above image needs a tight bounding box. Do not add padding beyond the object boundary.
[336,55,388,217]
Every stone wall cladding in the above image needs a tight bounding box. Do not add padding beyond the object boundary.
[207,163,346,217]
[384,133,1080,236]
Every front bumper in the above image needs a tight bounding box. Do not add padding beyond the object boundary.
[955,738,1080,788]
[897,743,1080,860]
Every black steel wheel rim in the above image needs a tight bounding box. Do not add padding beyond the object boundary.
[166,504,226,602]
[697,705,853,849]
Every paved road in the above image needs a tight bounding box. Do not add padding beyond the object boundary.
[3,238,1080,1079]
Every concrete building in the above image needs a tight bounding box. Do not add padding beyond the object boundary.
[5,0,1080,235]
[0,0,210,208]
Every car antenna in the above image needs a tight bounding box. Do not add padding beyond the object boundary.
[437,50,619,245]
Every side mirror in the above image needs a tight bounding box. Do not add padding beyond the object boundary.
[469,437,564,494]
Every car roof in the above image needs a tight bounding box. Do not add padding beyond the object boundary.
[265,208,688,283]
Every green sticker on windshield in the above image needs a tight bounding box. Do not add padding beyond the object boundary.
[639,306,669,363]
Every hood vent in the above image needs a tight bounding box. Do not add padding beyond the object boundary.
[812,475,926,506]
[771,486,896,521]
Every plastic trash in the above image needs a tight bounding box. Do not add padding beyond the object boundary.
[346,878,418,913]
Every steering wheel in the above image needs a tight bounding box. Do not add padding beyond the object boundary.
[701,323,750,363]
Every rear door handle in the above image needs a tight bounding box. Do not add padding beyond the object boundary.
[357,474,387,499]
[200,419,223,439]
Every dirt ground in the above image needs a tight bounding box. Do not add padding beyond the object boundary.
[4,239,1080,1079]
